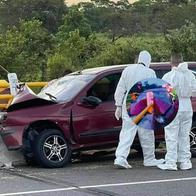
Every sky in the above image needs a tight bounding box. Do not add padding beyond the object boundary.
[65,0,137,6]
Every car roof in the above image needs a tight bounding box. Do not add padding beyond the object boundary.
[80,64,127,74]
[74,62,196,75]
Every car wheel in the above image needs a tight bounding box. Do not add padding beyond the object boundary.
[23,133,38,166]
[24,152,37,166]
[33,129,71,168]
[190,127,196,157]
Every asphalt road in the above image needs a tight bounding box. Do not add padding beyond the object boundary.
[0,149,196,196]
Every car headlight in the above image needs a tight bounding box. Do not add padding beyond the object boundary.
[0,112,7,121]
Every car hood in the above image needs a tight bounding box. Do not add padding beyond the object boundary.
[7,85,56,112]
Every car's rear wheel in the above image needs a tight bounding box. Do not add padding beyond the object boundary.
[190,126,196,157]
[33,129,71,168]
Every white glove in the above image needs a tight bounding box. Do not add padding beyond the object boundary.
[115,106,122,120]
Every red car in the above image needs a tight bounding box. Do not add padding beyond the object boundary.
[0,63,196,168]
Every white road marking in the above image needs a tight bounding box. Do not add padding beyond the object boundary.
[0,187,77,196]
[1,176,196,196]
[0,176,16,180]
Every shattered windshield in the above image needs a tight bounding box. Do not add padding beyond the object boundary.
[38,74,95,102]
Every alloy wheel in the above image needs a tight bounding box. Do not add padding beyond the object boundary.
[190,127,196,155]
[43,135,68,163]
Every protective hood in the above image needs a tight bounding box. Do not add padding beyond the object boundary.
[177,62,188,72]
[138,50,151,67]
[168,62,194,98]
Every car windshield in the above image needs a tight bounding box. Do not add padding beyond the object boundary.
[38,74,95,102]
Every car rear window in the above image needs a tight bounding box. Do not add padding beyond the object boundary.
[155,66,196,78]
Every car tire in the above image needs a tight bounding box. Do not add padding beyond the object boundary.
[23,135,38,166]
[24,153,37,166]
[33,129,71,168]
[190,126,196,157]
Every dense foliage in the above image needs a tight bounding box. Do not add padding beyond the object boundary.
[0,0,195,81]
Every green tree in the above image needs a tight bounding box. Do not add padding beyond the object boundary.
[0,0,67,33]
[57,7,92,40]
[91,0,116,8]
[165,22,196,60]
[48,31,107,79]
[167,0,188,4]
[78,2,108,32]
[86,35,170,68]
[0,19,53,81]
[115,0,131,10]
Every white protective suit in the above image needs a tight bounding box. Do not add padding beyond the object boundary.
[158,62,196,170]
[114,50,164,168]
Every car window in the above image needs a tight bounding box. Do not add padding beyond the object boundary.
[87,73,121,102]
[38,74,95,102]
[155,67,196,79]
[190,68,196,74]
[155,69,170,78]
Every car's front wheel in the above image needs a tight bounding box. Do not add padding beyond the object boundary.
[33,129,71,168]
[190,127,196,157]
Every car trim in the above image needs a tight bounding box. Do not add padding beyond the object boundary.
[0,129,15,137]
[80,127,121,137]
[7,145,21,150]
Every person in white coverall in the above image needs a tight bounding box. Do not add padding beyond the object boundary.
[157,59,196,170]
[114,50,164,169]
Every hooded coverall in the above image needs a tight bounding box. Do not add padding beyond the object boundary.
[158,62,196,170]
[114,51,164,168]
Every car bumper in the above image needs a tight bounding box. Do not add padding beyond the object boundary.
[0,125,23,150]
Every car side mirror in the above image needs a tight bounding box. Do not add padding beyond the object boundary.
[81,96,102,107]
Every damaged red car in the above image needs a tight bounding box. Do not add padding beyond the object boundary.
[0,63,196,168]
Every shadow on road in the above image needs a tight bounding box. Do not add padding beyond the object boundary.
[71,148,166,164]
